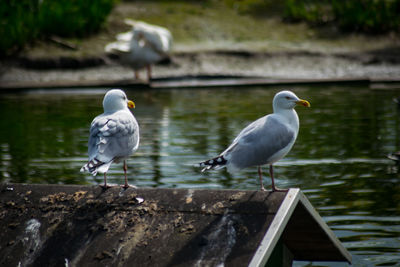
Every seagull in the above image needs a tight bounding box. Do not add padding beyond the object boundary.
[388,151,400,163]
[81,89,140,189]
[105,19,172,81]
[198,90,310,192]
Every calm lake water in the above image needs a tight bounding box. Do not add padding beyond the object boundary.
[1,85,400,266]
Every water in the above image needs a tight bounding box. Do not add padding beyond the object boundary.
[1,85,400,266]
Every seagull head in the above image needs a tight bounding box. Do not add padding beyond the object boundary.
[273,90,310,111]
[103,89,135,113]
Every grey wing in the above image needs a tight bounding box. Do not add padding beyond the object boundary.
[88,112,139,163]
[224,116,295,169]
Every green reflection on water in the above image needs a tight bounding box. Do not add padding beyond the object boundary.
[0,86,400,266]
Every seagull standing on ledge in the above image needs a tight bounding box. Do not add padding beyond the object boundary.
[198,90,310,192]
[81,89,140,189]
[105,19,172,81]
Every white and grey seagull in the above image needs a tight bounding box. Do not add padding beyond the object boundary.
[105,19,172,81]
[81,89,140,189]
[198,90,310,192]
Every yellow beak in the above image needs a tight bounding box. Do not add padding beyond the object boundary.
[296,99,310,107]
[128,100,135,109]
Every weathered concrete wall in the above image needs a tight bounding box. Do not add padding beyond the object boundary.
[0,183,286,267]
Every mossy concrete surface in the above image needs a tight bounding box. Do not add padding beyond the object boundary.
[0,183,286,267]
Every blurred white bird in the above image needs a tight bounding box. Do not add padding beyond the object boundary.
[81,89,140,189]
[105,19,172,81]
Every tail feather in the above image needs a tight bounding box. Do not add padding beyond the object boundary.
[388,152,400,162]
[80,158,106,176]
[198,155,227,172]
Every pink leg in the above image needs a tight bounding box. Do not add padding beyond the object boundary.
[146,65,152,81]
[100,173,111,189]
[135,70,139,80]
[258,166,266,191]
[122,160,129,189]
[270,165,288,192]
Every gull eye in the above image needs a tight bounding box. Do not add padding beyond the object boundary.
[285,96,291,100]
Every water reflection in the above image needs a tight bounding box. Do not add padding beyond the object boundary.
[0,86,400,266]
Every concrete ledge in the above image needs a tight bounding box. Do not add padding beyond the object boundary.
[2,76,398,92]
[2,75,399,91]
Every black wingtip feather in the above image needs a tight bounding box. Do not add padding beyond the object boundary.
[198,155,227,172]
[81,158,104,175]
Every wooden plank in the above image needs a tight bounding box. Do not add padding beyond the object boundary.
[248,188,300,267]
[282,192,352,262]
[248,189,352,266]
[265,238,294,267]
[297,192,352,263]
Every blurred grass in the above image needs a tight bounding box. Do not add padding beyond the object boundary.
[0,0,118,56]
[38,0,116,37]
[222,0,400,34]
[283,0,400,33]
[1,0,399,57]
[116,1,314,46]
[0,1,40,56]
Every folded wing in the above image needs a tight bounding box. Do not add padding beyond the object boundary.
[223,115,295,170]
[83,111,139,175]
